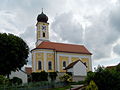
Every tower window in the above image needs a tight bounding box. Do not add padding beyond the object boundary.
[48,61,52,70]
[63,61,66,67]
[38,61,42,70]
[43,32,45,37]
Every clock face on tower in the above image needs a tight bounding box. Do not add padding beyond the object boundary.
[42,25,46,31]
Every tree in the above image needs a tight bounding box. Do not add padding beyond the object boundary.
[116,63,120,72]
[85,66,120,90]
[0,33,29,76]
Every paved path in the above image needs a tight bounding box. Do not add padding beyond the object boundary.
[66,85,84,90]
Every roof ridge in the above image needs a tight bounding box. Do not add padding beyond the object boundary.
[49,41,84,46]
[64,59,87,70]
[32,41,92,55]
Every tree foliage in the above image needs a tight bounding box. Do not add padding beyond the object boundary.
[116,63,120,72]
[0,33,29,76]
[85,65,120,90]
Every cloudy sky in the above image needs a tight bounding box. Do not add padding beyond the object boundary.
[0,0,120,69]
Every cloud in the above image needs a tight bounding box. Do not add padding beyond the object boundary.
[84,10,119,60]
[51,0,120,62]
[113,44,120,56]
[20,26,35,49]
[51,12,83,44]
[20,26,36,66]
[109,1,120,32]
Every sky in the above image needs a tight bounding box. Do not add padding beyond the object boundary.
[0,0,120,70]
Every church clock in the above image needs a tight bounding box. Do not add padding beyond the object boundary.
[42,25,46,31]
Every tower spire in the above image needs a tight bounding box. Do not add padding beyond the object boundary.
[42,8,43,13]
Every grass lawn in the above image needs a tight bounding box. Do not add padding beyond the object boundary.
[49,85,71,90]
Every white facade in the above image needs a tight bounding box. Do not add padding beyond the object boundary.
[73,61,87,76]
[67,61,87,76]
[9,70,28,84]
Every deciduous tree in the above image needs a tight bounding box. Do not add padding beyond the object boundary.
[0,33,29,76]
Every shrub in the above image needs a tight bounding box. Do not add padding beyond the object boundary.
[0,75,9,85]
[66,72,72,76]
[86,80,98,90]
[32,71,48,82]
[10,77,22,85]
[49,72,57,81]
[59,74,72,83]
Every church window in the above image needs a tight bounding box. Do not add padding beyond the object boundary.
[63,61,66,67]
[43,32,45,37]
[38,61,42,70]
[48,61,52,70]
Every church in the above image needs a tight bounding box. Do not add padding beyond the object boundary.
[31,11,92,73]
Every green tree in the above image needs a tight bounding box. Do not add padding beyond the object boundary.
[116,63,120,72]
[85,66,120,90]
[0,33,29,76]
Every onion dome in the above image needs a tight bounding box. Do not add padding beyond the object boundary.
[37,11,48,23]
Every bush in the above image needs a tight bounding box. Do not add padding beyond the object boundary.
[32,71,48,82]
[0,75,9,85]
[10,77,22,85]
[59,74,72,83]
[86,80,98,90]
[66,72,72,76]
[49,72,57,81]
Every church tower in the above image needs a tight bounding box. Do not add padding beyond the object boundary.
[36,11,49,46]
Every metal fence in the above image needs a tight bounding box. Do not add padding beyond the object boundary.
[0,81,66,90]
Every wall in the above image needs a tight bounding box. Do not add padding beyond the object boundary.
[56,52,92,72]
[32,49,92,73]
[9,70,27,84]
[73,61,87,76]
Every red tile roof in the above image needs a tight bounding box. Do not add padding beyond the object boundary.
[32,41,92,55]
[65,59,87,70]
[25,67,32,75]
[106,65,116,69]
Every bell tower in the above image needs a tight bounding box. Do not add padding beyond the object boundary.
[36,10,49,46]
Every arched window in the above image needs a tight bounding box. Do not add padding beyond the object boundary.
[43,32,45,37]
[48,61,52,70]
[38,61,42,70]
[63,61,66,67]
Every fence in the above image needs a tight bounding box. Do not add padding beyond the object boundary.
[0,81,66,90]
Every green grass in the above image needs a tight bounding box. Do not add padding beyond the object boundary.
[49,85,71,90]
